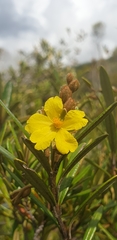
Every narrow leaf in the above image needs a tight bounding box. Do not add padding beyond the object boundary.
[100,66,114,107]
[100,66,117,153]
[14,159,55,205]
[8,121,22,151]
[72,175,117,219]
[22,138,51,174]
[82,77,92,88]
[0,99,29,137]
[85,158,111,177]
[2,80,13,108]
[58,144,86,204]
[75,101,117,142]
[58,164,79,204]
[105,113,117,153]
[0,145,15,166]
[3,163,57,224]
[83,205,103,240]
[61,134,108,178]
[72,165,91,185]
[98,223,116,240]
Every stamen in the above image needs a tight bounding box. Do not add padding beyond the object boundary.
[53,118,63,129]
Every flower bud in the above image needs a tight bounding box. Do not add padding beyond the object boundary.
[59,85,72,103]
[66,73,74,84]
[63,97,76,111]
[68,79,80,92]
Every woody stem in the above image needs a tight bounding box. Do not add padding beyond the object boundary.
[49,170,69,240]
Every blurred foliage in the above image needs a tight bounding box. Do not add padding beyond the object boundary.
[0,37,117,240]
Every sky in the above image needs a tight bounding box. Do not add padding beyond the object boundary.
[0,0,117,68]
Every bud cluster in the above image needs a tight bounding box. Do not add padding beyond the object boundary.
[59,73,80,111]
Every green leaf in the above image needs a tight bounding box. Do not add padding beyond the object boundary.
[56,143,85,185]
[14,159,56,205]
[61,134,108,178]
[3,163,57,224]
[12,225,24,240]
[0,177,12,208]
[75,101,117,142]
[58,144,86,204]
[30,192,57,225]
[100,66,114,107]
[2,163,26,188]
[67,143,86,164]
[0,145,15,166]
[0,121,7,144]
[98,223,116,240]
[105,113,117,153]
[72,165,91,185]
[58,166,79,204]
[0,99,29,137]
[2,80,13,108]
[85,158,111,178]
[83,205,104,240]
[68,189,92,199]
[22,138,51,175]
[72,175,117,220]
[82,77,92,88]
[100,66,117,154]
[8,121,22,151]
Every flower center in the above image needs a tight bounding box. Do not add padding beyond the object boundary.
[53,117,63,129]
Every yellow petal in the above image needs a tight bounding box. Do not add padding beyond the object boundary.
[44,96,63,120]
[55,128,78,154]
[30,126,56,150]
[25,113,52,133]
[63,110,88,131]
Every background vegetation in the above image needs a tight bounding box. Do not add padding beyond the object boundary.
[0,28,117,239]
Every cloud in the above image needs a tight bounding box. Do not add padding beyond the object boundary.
[0,0,42,38]
[43,0,78,39]
[0,0,117,66]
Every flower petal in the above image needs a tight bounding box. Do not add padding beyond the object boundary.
[25,113,52,133]
[55,128,78,154]
[44,96,63,120]
[30,126,56,150]
[63,110,88,131]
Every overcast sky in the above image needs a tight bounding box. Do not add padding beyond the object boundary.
[0,0,117,67]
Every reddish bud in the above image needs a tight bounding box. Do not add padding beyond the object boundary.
[59,85,72,103]
[66,73,74,84]
[68,79,80,92]
[63,97,76,111]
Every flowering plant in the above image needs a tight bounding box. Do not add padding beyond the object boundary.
[0,68,117,240]
[25,96,88,154]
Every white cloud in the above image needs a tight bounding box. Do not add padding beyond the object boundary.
[0,0,117,66]
[13,0,50,27]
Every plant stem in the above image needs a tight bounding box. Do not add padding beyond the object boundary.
[49,170,70,239]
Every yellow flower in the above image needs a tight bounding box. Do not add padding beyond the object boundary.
[25,96,88,154]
